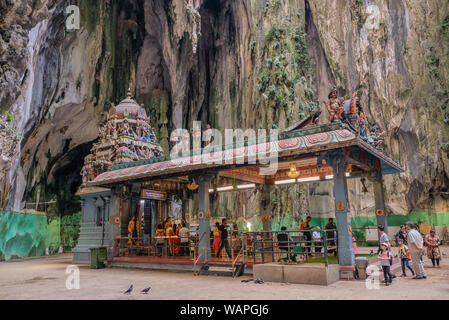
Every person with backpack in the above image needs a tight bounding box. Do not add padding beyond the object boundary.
[379,243,393,286]
[377,224,391,253]
[394,225,408,246]
[397,238,415,277]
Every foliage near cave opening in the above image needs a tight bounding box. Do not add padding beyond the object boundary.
[255,12,316,130]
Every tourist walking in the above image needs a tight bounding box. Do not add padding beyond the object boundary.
[406,222,427,279]
[379,243,393,286]
[397,238,415,277]
[217,218,232,259]
[424,229,441,268]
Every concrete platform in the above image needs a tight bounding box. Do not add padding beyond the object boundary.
[253,263,340,286]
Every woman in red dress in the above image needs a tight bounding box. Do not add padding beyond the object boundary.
[173,224,181,255]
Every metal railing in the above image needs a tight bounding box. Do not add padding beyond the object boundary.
[242,229,338,267]
[193,232,207,275]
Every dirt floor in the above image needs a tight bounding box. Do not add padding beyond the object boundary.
[0,248,448,300]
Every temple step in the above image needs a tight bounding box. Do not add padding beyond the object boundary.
[198,263,245,277]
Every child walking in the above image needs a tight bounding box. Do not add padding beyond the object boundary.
[398,238,415,277]
[379,243,393,286]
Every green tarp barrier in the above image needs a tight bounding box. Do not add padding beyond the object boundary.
[0,211,61,260]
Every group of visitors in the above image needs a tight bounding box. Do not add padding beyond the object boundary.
[378,221,442,286]
[301,217,338,255]
[212,218,232,259]
[276,217,338,260]
[155,218,190,256]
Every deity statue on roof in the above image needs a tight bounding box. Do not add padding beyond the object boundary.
[150,128,157,143]
[193,125,201,150]
[172,135,179,154]
[326,87,345,124]
[203,124,212,146]
[81,166,88,185]
[183,130,190,151]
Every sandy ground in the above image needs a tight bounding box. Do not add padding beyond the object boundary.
[0,250,448,300]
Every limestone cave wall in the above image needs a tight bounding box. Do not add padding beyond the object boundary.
[1,0,448,226]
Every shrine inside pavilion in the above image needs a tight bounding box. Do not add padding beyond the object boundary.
[73,91,403,280]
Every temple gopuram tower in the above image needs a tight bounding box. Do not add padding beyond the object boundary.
[81,90,164,185]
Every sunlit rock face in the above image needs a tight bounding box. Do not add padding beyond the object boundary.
[1,0,448,221]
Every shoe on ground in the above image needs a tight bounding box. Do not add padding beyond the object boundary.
[413,276,423,279]
[400,274,407,278]
[385,282,390,286]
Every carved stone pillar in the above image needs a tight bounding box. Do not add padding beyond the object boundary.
[197,174,213,261]
[370,171,388,237]
[326,150,354,267]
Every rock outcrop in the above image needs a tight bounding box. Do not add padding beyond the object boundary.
[1,0,448,222]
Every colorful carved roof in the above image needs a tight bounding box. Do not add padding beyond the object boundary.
[113,96,148,119]
[87,123,403,187]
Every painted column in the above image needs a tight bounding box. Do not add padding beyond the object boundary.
[372,171,388,236]
[327,150,354,266]
[197,174,213,261]
[262,183,274,232]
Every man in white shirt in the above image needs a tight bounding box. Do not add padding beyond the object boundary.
[178,223,190,256]
[406,221,427,279]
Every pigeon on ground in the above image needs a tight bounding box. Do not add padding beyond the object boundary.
[254,278,265,284]
[124,285,133,294]
[141,287,151,294]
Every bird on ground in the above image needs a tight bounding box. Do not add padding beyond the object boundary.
[123,285,133,294]
[141,287,151,294]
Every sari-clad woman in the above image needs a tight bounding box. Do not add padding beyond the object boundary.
[425,230,441,267]
[173,224,181,255]
[165,222,175,256]
[213,222,221,257]
[164,218,172,230]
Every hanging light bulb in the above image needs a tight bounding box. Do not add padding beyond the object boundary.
[287,162,300,178]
